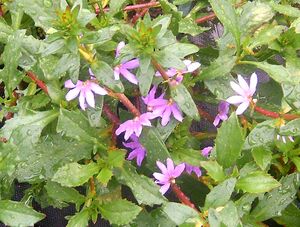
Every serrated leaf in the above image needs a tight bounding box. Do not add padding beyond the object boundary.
[200,160,226,182]
[236,171,281,193]
[279,118,300,136]
[107,149,126,168]
[161,43,199,59]
[204,178,236,209]
[250,173,300,221]
[269,2,300,17]
[45,181,85,208]
[139,127,170,168]
[0,200,45,227]
[162,202,199,225]
[90,61,124,93]
[99,199,142,225]
[179,17,209,36]
[208,0,240,52]
[215,113,244,168]
[115,162,166,206]
[251,147,272,170]
[97,168,113,186]
[52,162,100,187]
[66,209,90,227]
[170,83,199,120]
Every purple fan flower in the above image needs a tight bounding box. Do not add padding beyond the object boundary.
[114,42,139,84]
[153,158,185,195]
[213,101,230,127]
[65,79,107,110]
[202,146,213,157]
[276,135,294,144]
[226,73,258,115]
[142,87,183,126]
[155,60,200,84]
[185,163,202,177]
[115,113,151,140]
[123,135,146,166]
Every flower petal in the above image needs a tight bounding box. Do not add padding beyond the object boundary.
[79,92,86,110]
[159,183,171,195]
[156,161,167,174]
[89,68,95,77]
[124,127,134,141]
[166,158,175,172]
[171,104,183,122]
[213,116,221,127]
[85,90,95,108]
[122,59,139,69]
[64,79,76,88]
[120,68,138,84]
[226,95,245,105]
[237,75,250,92]
[230,81,246,97]
[249,72,258,96]
[161,107,172,126]
[114,67,120,80]
[236,101,249,115]
[186,62,201,73]
[116,41,125,57]
[65,87,81,101]
[90,83,107,95]
[173,163,185,178]
[153,173,168,182]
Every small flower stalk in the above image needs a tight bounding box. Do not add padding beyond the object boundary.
[226,73,258,115]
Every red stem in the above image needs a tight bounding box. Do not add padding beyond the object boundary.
[0,5,3,17]
[131,0,155,24]
[171,183,199,212]
[124,1,160,11]
[195,13,216,24]
[151,59,170,82]
[26,71,48,94]
[103,104,120,125]
[109,92,141,117]
[198,106,214,123]
[254,106,300,120]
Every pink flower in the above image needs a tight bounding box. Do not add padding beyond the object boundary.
[185,163,202,177]
[202,146,213,157]
[213,101,230,127]
[153,158,185,195]
[226,73,257,115]
[114,42,139,84]
[142,86,183,126]
[65,79,107,110]
[155,59,200,84]
[123,135,146,166]
[115,113,151,140]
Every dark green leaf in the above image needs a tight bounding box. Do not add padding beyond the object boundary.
[162,202,199,225]
[204,178,236,209]
[179,17,209,36]
[170,83,199,120]
[200,160,226,182]
[274,203,300,227]
[90,61,124,92]
[251,147,272,170]
[99,199,142,225]
[236,171,281,193]
[139,127,170,168]
[204,75,236,100]
[115,162,166,206]
[66,209,90,227]
[52,162,100,187]
[137,55,154,96]
[0,200,45,227]
[250,173,300,221]
[215,113,244,168]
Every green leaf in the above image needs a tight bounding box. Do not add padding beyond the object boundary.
[243,120,276,150]
[242,61,300,85]
[137,55,154,96]
[170,83,199,120]
[291,157,300,172]
[1,110,59,149]
[215,113,244,168]
[109,0,127,14]
[13,0,60,30]
[45,181,85,208]
[15,135,93,182]
[209,201,240,227]
[52,162,100,187]
[235,194,257,217]
[55,53,80,82]
[66,209,90,227]
[154,51,185,69]
[172,148,204,167]
[161,43,199,59]
[274,203,300,227]
[0,30,25,95]
[179,17,208,36]
[162,202,199,225]
[97,168,113,186]
[279,118,300,136]
[282,83,300,109]
[99,199,142,225]
[90,61,124,93]
[251,147,272,170]
[107,149,126,168]
[204,75,236,100]
[57,109,99,143]
[81,25,120,45]
[0,200,45,227]
[115,162,166,206]
[236,171,281,193]
[208,0,240,52]
[250,173,300,221]
[139,127,170,168]
[199,54,237,80]
[204,178,236,210]
[269,2,300,17]
[200,160,226,182]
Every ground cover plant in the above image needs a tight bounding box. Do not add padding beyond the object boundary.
[0,0,300,226]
